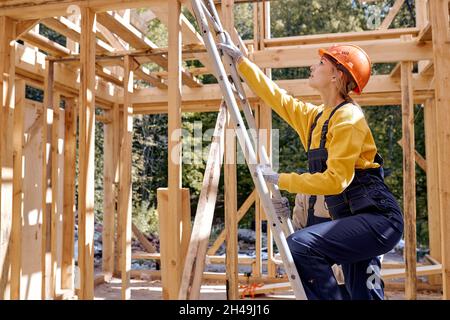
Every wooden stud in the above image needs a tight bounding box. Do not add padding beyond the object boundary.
[400,38,417,299]
[224,110,238,300]
[41,60,54,300]
[10,79,25,299]
[429,0,450,299]
[0,15,16,300]
[221,0,239,301]
[113,104,121,276]
[159,187,193,299]
[78,7,96,300]
[119,55,133,300]
[102,109,115,280]
[61,98,77,291]
[165,0,183,300]
[50,92,62,298]
[423,98,442,286]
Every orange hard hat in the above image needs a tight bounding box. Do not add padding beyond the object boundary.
[318,44,371,95]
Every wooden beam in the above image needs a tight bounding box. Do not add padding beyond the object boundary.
[397,140,427,172]
[119,55,133,300]
[131,74,434,109]
[61,97,76,291]
[102,108,115,280]
[249,38,433,69]
[41,60,54,300]
[222,0,239,301]
[178,104,227,300]
[0,0,168,19]
[50,92,62,298]
[424,98,442,286]
[164,0,183,300]
[401,49,417,299]
[10,79,25,299]
[0,15,16,300]
[379,0,405,30]
[77,7,96,300]
[429,0,450,299]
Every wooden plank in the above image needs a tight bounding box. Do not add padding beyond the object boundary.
[429,0,450,299]
[397,140,427,172]
[102,109,115,279]
[379,0,405,30]
[112,104,121,276]
[221,0,239,301]
[424,99,442,286]
[131,73,434,108]
[50,92,62,298]
[250,38,433,69]
[10,79,25,300]
[164,0,183,301]
[77,7,96,300]
[177,104,227,300]
[119,55,134,300]
[207,190,256,256]
[224,111,238,300]
[157,187,190,298]
[61,98,76,291]
[0,16,16,300]
[0,0,168,19]
[41,60,54,300]
[401,41,417,299]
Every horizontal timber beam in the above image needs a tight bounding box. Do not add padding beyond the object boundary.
[0,0,168,20]
[130,74,434,113]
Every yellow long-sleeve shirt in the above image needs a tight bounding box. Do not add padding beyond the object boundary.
[237,57,380,195]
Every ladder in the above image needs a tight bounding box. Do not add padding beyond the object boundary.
[190,0,307,300]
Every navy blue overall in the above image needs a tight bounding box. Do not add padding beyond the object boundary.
[287,101,404,300]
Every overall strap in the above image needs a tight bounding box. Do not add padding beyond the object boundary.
[307,111,324,152]
[319,101,349,149]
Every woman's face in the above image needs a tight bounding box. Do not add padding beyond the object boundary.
[308,56,337,91]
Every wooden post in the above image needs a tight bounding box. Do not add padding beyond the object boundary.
[158,188,192,299]
[61,97,77,291]
[11,79,25,299]
[113,103,121,276]
[50,92,62,298]
[400,38,417,299]
[429,0,450,299]
[41,60,54,300]
[78,7,96,300]
[103,108,115,280]
[225,112,238,300]
[0,15,16,300]
[222,0,239,301]
[423,98,441,286]
[415,0,430,74]
[166,0,183,300]
[119,55,133,300]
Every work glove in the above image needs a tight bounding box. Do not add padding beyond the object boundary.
[217,40,244,64]
[272,196,291,218]
[257,164,280,185]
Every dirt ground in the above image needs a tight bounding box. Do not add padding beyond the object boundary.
[94,277,442,300]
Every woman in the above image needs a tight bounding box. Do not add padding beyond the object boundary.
[219,42,404,300]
